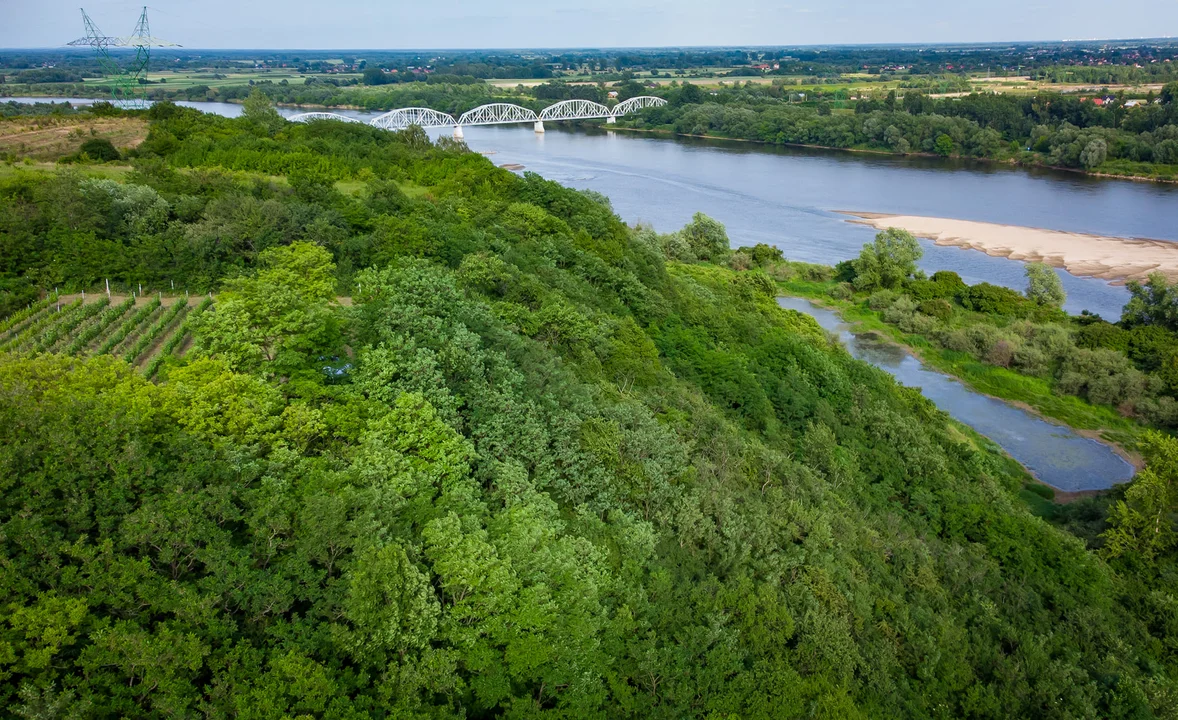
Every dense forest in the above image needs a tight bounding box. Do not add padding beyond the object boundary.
[1,99,1177,717]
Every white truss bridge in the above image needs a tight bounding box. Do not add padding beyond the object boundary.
[288,96,667,136]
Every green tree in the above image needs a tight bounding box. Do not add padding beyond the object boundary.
[934,133,954,156]
[1103,431,1178,561]
[1160,81,1178,105]
[1025,262,1066,308]
[242,88,284,134]
[851,228,922,291]
[1122,272,1178,332]
[1080,138,1107,169]
[197,242,340,378]
[678,212,731,261]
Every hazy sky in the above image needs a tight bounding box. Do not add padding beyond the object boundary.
[5,0,1177,49]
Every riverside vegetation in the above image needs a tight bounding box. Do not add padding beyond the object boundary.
[616,81,1178,181]
[760,229,1178,436]
[1,97,1177,717]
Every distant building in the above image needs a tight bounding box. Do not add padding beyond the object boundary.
[607,91,618,98]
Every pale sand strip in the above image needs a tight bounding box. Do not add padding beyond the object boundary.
[838,211,1178,285]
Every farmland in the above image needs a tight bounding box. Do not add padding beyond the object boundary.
[0,292,211,378]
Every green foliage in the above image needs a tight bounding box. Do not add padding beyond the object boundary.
[905,270,965,301]
[918,297,954,320]
[1076,321,1130,352]
[850,227,922,291]
[959,282,1030,315]
[1123,272,1178,332]
[678,211,731,261]
[78,137,121,162]
[195,242,340,378]
[96,298,161,355]
[1024,262,1067,308]
[1103,431,1178,561]
[0,104,1176,718]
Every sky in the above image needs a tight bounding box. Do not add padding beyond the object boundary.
[4,0,1178,49]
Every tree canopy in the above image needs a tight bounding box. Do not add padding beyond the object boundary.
[0,104,1175,717]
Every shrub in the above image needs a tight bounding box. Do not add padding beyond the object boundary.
[930,270,966,289]
[1057,348,1151,407]
[883,294,918,324]
[679,212,731,261]
[1137,395,1178,428]
[829,282,854,300]
[906,272,965,302]
[868,290,898,310]
[917,298,953,321]
[986,339,1016,367]
[1127,325,1178,372]
[786,261,834,282]
[1013,344,1051,376]
[743,243,784,266]
[1075,322,1129,352]
[728,251,753,271]
[852,228,922,292]
[899,312,937,335]
[1012,321,1073,363]
[960,283,1030,316]
[79,137,120,162]
[1025,262,1066,308]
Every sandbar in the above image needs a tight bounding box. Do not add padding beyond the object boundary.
[838,211,1178,284]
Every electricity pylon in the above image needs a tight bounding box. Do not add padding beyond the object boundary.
[66,7,179,108]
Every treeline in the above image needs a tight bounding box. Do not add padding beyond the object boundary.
[1,99,1177,716]
[1031,63,1178,85]
[623,83,1178,175]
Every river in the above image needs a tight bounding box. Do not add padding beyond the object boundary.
[777,296,1135,492]
[9,96,1178,319]
[9,95,1155,489]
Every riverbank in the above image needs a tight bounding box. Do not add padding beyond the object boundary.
[839,211,1178,285]
[609,125,1178,184]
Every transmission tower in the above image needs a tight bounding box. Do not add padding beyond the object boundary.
[67,7,179,109]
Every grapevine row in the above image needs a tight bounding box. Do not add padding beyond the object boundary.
[0,294,57,337]
[65,297,136,356]
[34,298,111,354]
[0,299,82,352]
[123,300,189,365]
[97,298,162,356]
[143,297,213,378]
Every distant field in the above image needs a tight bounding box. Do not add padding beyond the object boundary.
[80,69,366,90]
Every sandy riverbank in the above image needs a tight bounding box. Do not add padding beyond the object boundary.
[839,211,1178,284]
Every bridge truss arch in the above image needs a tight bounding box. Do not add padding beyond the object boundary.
[288,112,363,124]
[539,99,611,121]
[611,95,668,117]
[458,103,539,126]
[370,107,457,130]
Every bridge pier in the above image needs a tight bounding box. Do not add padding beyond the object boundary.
[453,125,464,140]
[606,115,616,124]
[534,120,545,134]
